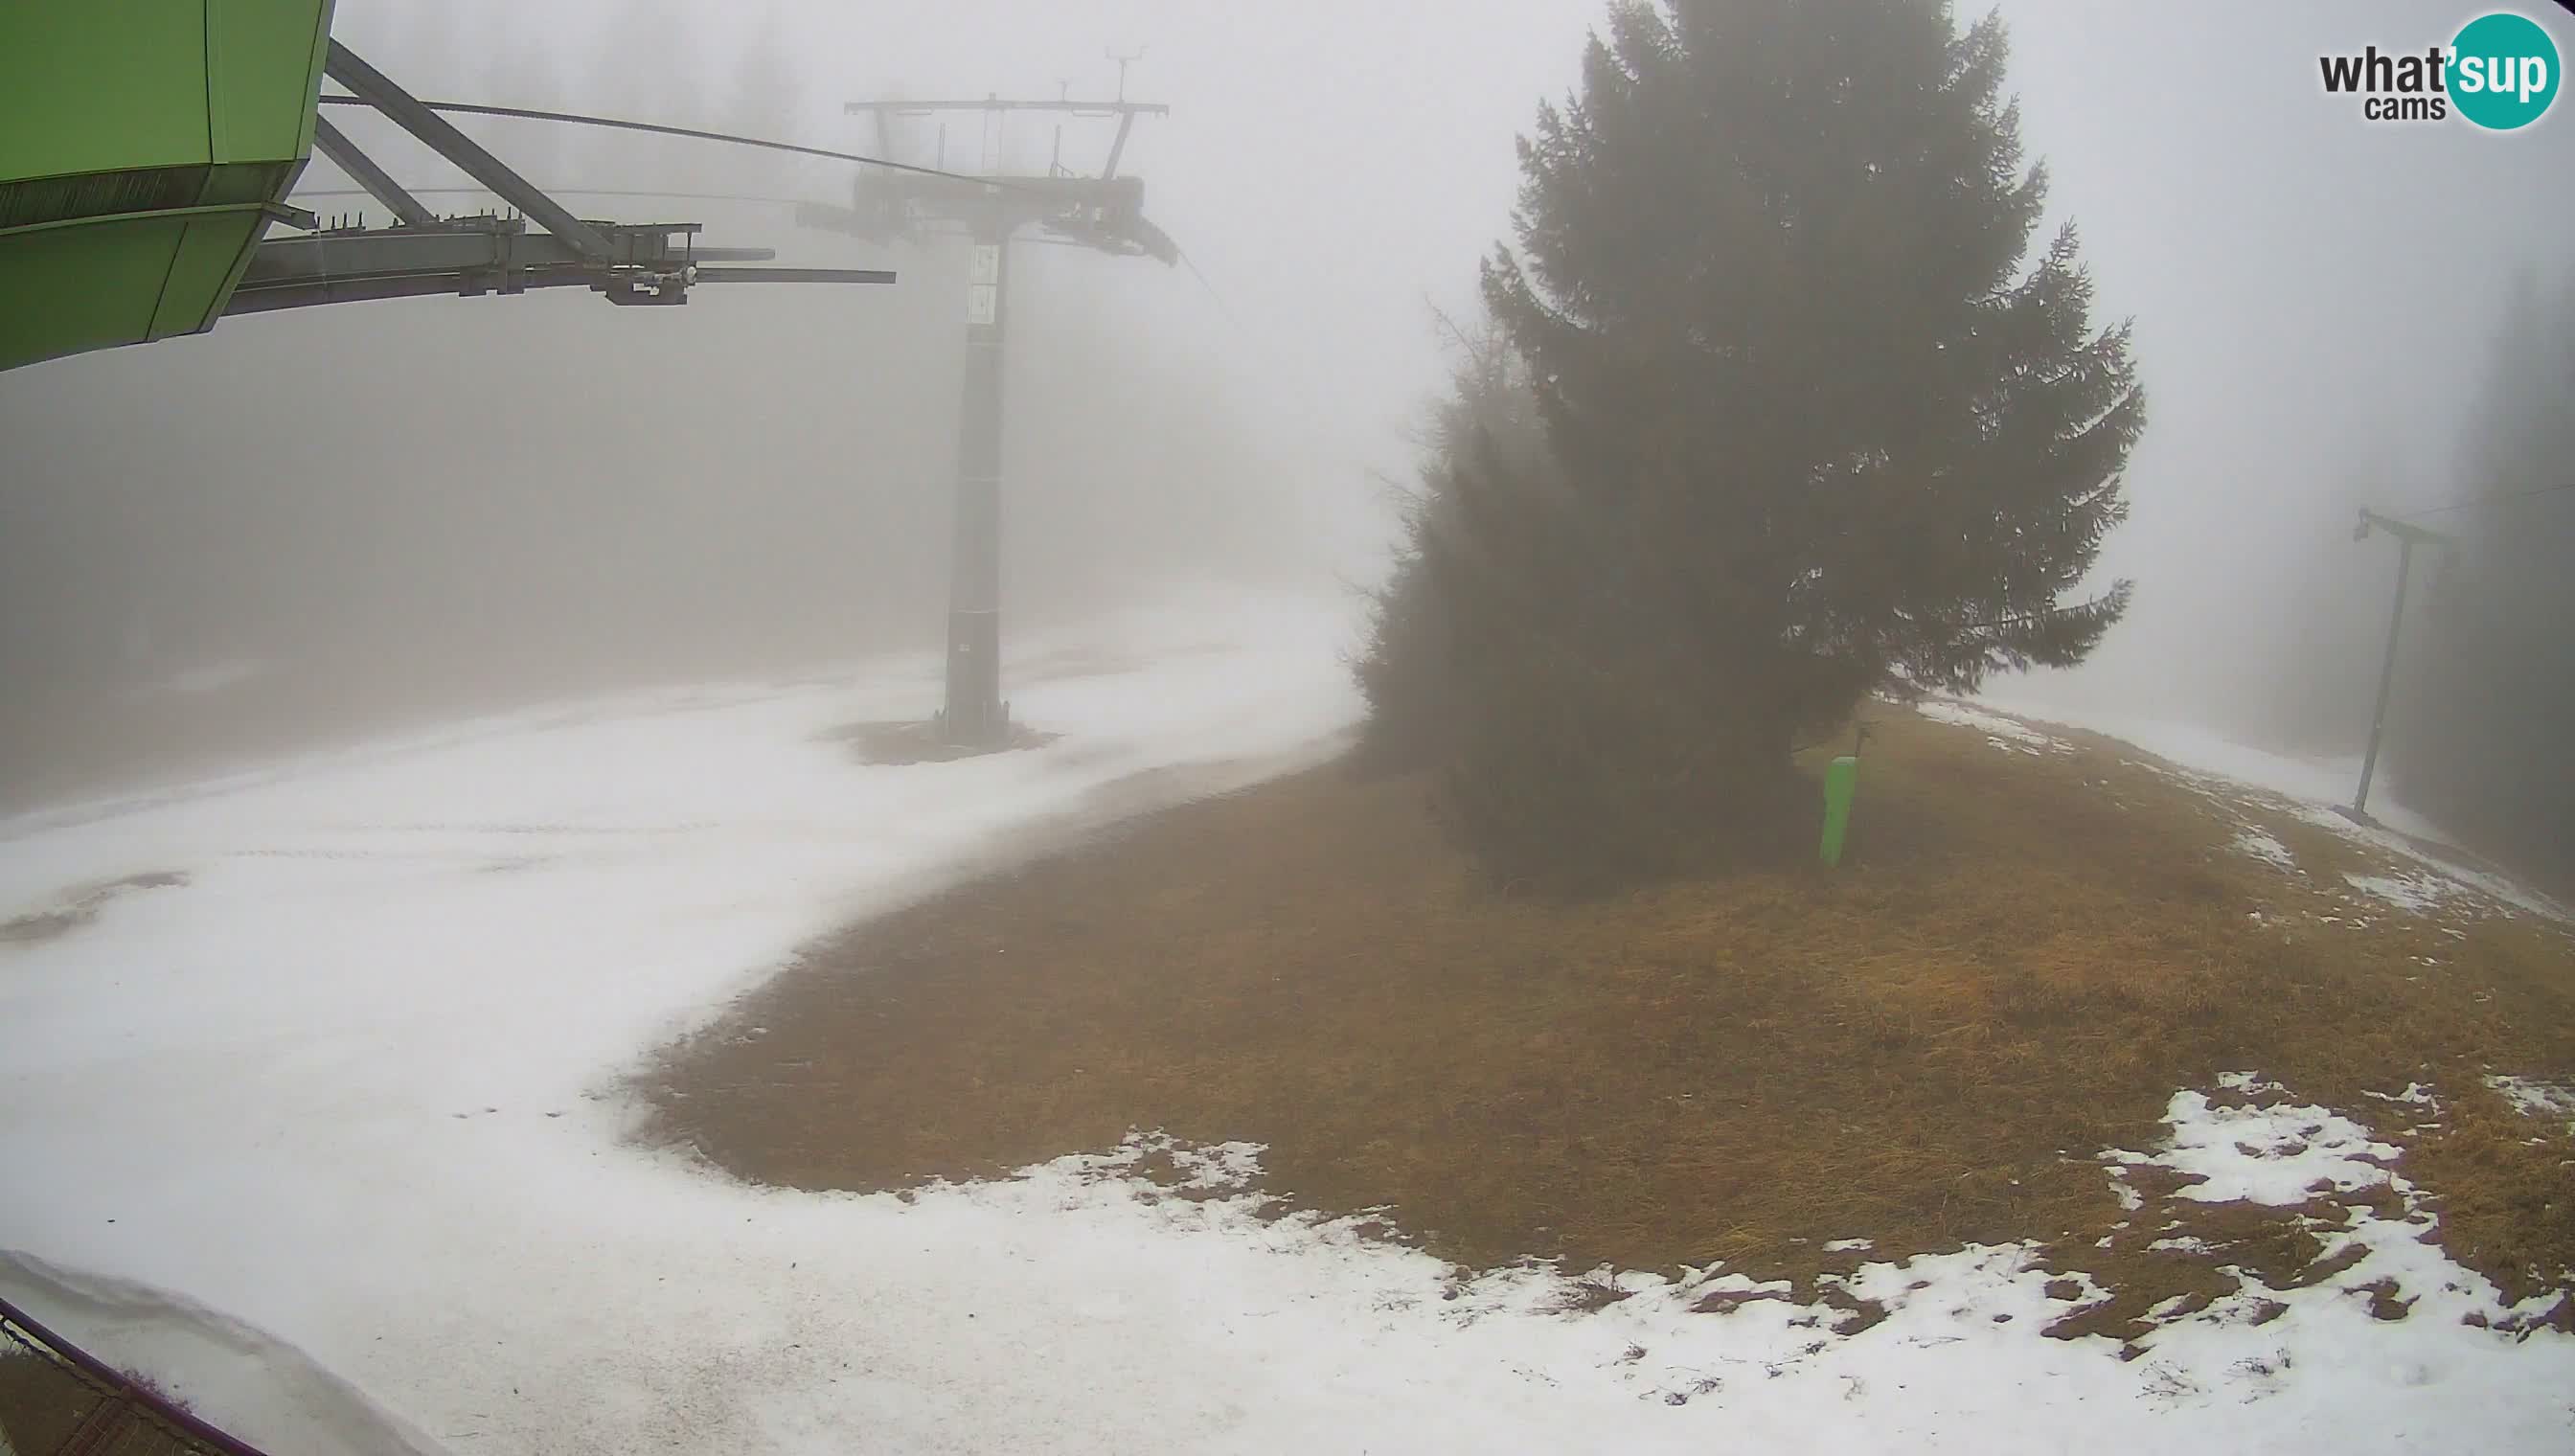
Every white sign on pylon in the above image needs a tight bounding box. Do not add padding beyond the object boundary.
[967,244,1001,324]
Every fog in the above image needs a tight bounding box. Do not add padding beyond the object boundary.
[4,1,2570,818]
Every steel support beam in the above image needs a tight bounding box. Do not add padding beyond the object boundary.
[226,263,895,316]
[246,222,581,284]
[309,114,439,228]
[1101,111,1138,182]
[323,41,617,260]
[696,266,898,284]
[242,220,770,285]
[224,268,596,314]
[241,220,705,288]
[232,215,889,315]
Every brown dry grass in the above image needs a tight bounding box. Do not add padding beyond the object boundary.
[646,706,2575,1326]
[0,1347,209,1456]
[0,1347,102,1455]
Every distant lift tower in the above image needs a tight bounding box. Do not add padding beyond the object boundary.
[2344,508,2456,825]
[802,80,1176,748]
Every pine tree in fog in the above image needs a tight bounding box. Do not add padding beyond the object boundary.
[479,36,573,193]
[1366,0,2145,888]
[1356,316,1557,774]
[576,0,709,188]
[723,4,808,146]
[1489,0,2148,741]
[2389,273,2575,880]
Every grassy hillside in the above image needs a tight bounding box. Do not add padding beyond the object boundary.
[649,703,2575,1342]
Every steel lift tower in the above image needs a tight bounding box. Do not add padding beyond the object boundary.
[2343,508,2457,826]
[802,74,1176,749]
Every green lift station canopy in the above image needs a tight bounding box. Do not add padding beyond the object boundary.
[1,1,338,373]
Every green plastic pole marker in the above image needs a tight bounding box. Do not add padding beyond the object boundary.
[1819,755,1859,867]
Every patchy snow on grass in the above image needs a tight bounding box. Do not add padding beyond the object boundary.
[2287,800,2572,921]
[2230,829,2298,874]
[2486,1076,2575,1135]
[1974,694,2568,923]
[2148,1089,2399,1206]
[2343,870,2463,917]
[1975,699,2436,830]
[4,599,2573,1455]
[2085,1079,2568,1369]
[1914,698,2072,754]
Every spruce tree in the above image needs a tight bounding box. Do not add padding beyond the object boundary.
[1356,322,1555,774]
[1449,0,2143,848]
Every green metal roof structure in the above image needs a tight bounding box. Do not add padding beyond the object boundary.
[2,4,896,375]
[1,1,338,373]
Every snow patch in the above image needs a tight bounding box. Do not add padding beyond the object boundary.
[2486,1076,2575,1135]
[2230,829,2297,874]
[2147,1089,2398,1206]
[1915,698,2072,753]
[2341,871,2461,917]
[5,603,2573,1453]
[2363,1083,2438,1108]
[2090,1077,2565,1342]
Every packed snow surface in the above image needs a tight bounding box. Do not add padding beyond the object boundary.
[5,599,2570,1453]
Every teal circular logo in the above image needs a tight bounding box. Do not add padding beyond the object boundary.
[2450,11,2561,129]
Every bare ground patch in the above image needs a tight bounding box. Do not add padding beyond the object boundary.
[0,873,188,946]
[644,708,2575,1330]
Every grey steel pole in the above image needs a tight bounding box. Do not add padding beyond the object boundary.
[942,190,1011,746]
[2353,534,2414,821]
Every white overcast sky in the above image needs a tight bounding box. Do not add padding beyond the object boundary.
[325,0,2575,705]
[7,1,2570,743]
